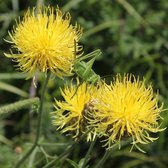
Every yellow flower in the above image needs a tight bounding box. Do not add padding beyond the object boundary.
[52,79,97,141]
[5,6,82,78]
[92,74,164,149]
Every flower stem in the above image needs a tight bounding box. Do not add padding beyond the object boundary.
[42,129,94,168]
[0,97,39,115]
[94,149,110,168]
[42,143,74,168]
[36,0,45,8]
[82,138,97,168]
[15,73,51,168]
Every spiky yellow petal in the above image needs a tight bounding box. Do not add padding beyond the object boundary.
[5,6,82,78]
[52,79,97,141]
[92,74,164,148]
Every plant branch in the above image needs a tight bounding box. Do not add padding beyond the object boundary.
[82,138,97,168]
[94,149,111,168]
[15,73,50,168]
[0,97,39,115]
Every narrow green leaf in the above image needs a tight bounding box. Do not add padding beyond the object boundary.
[62,0,83,12]
[83,20,123,38]
[0,73,27,80]
[0,134,13,146]
[66,159,79,168]
[12,0,19,11]
[0,81,28,97]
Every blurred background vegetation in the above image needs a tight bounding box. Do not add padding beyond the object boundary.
[0,0,168,167]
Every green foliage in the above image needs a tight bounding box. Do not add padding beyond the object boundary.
[0,0,168,168]
[0,81,29,97]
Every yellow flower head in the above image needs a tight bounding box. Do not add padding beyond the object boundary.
[92,74,164,149]
[5,6,82,78]
[52,79,97,141]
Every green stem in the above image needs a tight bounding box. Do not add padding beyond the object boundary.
[36,0,45,8]
[42,143,74,168]
[117,0,146,26]
[0,97,39,115]
[15,73,50,168]
[82,138,97,168]
[94,149,110,168]
[42,128,95,168]
[83,20,124,38]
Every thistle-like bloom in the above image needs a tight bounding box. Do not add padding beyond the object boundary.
[92,74,164,149]
[52,79,97,141]
[5,6,82,78]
